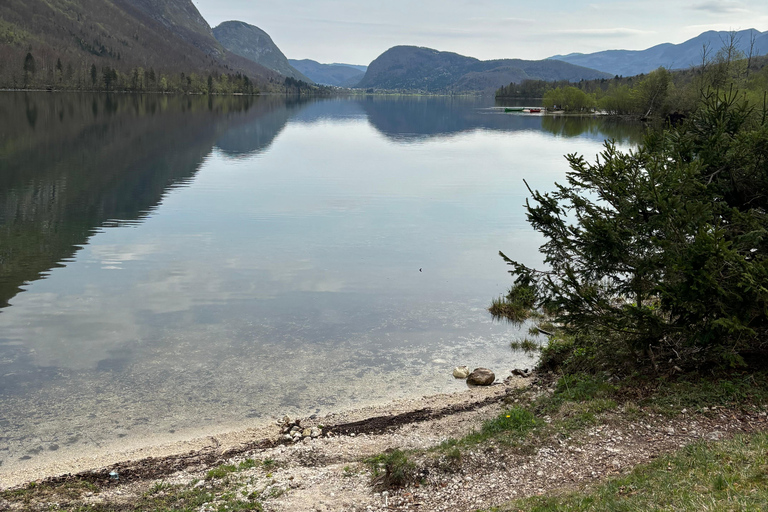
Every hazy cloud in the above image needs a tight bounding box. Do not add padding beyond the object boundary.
[692,1,748,14]
[553,28,653,38]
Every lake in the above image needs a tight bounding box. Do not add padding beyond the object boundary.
[0,93,642,480]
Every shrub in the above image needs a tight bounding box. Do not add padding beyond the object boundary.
[496,88,768,371]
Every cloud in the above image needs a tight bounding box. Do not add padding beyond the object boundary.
[552,28,653,38]
[468,16,536,24]
[692,1,748,14]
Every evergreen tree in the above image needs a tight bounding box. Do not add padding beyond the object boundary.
[23,52,36,87]
[495,89,768,370]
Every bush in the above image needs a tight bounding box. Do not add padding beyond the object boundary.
[496,88,768,371]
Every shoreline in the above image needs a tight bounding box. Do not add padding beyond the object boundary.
[4,374,767,511]
[0,381,517,491]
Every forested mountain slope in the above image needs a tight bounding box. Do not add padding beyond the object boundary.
[357,46,610,92]
[0,0,282,89]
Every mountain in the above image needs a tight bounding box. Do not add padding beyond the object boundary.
[331,64,368,73]
[289,59,367,87]
[357,46,611,92]
[550,29,768,77]
[0,0,282,89]
[213,21,310,82]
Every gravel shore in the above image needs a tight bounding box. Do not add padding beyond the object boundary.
[3,375,767,511]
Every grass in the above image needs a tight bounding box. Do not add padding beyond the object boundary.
[1,458,266,512]
[510,337,541,353]
[1,480,99,503]
[490,433,768,511]
[638,373,768,416]
[365,449,416,490]
[489,296,534,325]
[464,407,540,445]
[205,458,262,480]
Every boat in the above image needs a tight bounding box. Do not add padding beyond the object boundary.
[527,108,542,113]
[504,107,525,112]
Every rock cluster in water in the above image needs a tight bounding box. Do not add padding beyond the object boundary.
[278,416,322,443]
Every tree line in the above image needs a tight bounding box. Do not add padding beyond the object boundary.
[9,51,259,94]
[497,36,768,119]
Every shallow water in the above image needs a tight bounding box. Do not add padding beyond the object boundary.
[0,93,642,478]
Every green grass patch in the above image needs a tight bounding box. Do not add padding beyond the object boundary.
[464,407,540,446]
[238,458,258,470]
[510,337,541,353]
[490,432,768,511]
[1,479,99,503]
[641,374,768,416]
[365,449,416,490]
[135,482,262,511]
[553,398,618,435]
[206,463,238,480]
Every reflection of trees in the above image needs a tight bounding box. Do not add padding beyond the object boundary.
[540,115,644,144]
[360,96,644,144]
[0,93,290,309]
[362,96,543,142]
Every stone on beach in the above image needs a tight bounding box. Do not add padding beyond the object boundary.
[453,366,470,379]
[466,368,495,386]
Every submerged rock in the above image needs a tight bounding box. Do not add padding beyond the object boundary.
[466,368,495,386]
[453,366,470,379]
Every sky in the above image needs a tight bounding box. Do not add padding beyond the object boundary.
[193,0,768,65]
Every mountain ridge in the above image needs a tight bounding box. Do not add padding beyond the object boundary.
[357,46,611,92]
[213,21,310,82]
[288,59,366,87]
[550,28,768,76]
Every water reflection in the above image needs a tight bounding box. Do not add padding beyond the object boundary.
[358,96,643,144]
[0,93,291,309]
[540,114,646,142]
[0,93,644,480]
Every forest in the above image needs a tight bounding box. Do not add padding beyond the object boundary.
[497,38,768,119]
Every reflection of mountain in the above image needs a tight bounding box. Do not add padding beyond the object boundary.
[214,97,309,156]
[361,96,539,142]
[0,93,291,310]
[358,97,644,144]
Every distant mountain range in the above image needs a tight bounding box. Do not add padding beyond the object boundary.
[357,46,611,92]
[551,29,768,77]
[0,0,281,88]
[3,0,765,93]
[213,21,311,82]
[288,60,367,87]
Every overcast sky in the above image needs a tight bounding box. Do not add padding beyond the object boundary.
[193,0,768,65]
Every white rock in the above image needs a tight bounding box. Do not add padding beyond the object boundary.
[453,366,470,379]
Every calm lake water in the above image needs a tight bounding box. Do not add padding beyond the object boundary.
[0,93,642,477]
